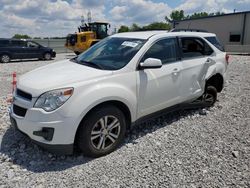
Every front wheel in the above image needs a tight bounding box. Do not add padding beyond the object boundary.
[43,52,52,60]
[77,105,127,158]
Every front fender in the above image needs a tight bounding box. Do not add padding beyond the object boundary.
[61,82,137,127]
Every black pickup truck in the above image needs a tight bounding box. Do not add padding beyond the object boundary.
[0,38,56,63]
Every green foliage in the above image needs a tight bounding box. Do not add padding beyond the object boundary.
[130,23,141,31]
[118,25,130,33]
[118,22,171,33]
[117,10,225,33]
[209,12,225,16]
[166,10,225,22]
[186,12,209,19]
[12,34,31,39]
[142,22,171,30]
[165,10,185,22]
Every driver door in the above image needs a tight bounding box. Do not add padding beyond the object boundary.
[137,38,183,118]
[25,41,40,58]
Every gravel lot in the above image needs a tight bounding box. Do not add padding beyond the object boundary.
[0,55,249,187]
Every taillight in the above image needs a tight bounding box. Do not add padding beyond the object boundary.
[225,54,229,64]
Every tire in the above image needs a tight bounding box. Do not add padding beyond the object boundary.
[74,51,80,55]
[77,105,127,158]
[43,52,52,60]
[203,85,217,106]
[0,54,10,63]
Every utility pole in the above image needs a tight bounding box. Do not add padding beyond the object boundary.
[87,11,91,23]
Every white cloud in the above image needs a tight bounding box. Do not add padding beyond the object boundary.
[176,0,250,14]
[238,0,250,3]
[0,0,249,38]
[109,0,172,27]
[0,0,106,37]
[110,6,128,21]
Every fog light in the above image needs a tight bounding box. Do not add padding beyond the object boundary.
[33,128,54,141]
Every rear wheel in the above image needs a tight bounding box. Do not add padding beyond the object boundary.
[192,85,217,107]
[43,52,51,60]
[203,86,217,106]
[77,105,127,158]
[0,54,10,63]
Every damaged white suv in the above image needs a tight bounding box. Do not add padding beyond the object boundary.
[9,31,228,157]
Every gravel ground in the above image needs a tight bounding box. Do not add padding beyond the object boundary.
[0,55,249,187]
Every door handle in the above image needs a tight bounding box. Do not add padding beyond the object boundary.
[172,68,180,75]
[172,68,179,72]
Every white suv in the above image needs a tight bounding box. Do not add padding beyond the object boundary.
[9,31,228,157]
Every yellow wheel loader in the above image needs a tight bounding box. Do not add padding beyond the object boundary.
[65,22,110,55]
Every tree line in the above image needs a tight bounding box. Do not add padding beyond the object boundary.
[11,10,225,38]
[118,10,224,33]
[12,34,65,39]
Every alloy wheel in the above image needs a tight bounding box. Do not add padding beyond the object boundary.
[203,93,215,105]
[1,55,10,63]
[44,53,51,60]
[91,115,121,150]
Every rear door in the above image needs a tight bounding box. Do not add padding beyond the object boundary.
[9,40,27,59]
[179,37,214,101]
[137,37,183,117]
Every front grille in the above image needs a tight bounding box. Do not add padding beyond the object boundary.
[16,89,32,101]
[13,104,27,117]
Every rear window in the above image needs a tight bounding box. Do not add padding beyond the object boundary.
[11,40,26,47]
[0,40,10,47]
[205,36,224,51]
[181,37,213,58]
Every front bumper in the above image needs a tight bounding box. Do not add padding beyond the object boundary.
[51,51,56,58]
[9,96,77,155]
[10,115,73,154]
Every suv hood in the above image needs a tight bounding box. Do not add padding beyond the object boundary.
[18,59,112,97]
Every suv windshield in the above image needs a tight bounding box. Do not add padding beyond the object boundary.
[76,37,146,70]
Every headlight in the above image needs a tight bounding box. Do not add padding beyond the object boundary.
[34,88,73,112]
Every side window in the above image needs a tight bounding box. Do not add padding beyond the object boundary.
[205,36,224,51]
[181,37,213,58]
[142,38,178,64]
[11,40,26,47]
[0,40,10,47]
[27,41,39,48]
[81,36,86,42]
[229,32,241,42]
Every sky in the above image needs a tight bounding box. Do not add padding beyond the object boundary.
[0,0,249,38]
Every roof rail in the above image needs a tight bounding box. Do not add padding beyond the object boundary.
[170,28,208,32]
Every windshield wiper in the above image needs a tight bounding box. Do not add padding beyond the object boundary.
[78,60,104,70]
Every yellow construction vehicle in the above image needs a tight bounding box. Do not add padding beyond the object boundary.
[65,22,110,55]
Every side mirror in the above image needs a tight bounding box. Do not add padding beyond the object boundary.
[139,58,162,69]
